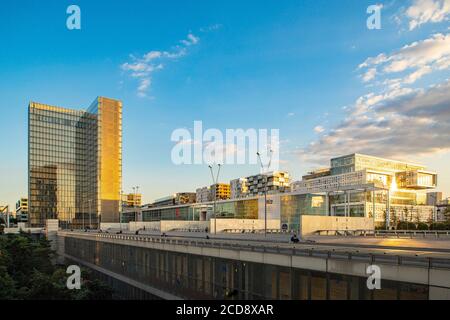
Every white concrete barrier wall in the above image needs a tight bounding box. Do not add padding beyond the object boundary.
[129,221,160,232]
[128,221,209,232]
[100,223,129,231]
[161,221,209,232]
[210,219,281,233]
[107,216,373,235]
[300,216,374,236]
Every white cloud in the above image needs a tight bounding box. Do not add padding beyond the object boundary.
[403,65,432,83]
[144,51,162,61]
[300,30,450,165]
[362,68,377,82]
[314,126,325,134]
[121,33,200,98]
[384,33,450,73]
[406,0,450,30]
[137,79,151,97]
[181,33,200,46]
[359,53,389,69]
[359,33,450,86]
[298,79,450,165]
[200,24,223,32]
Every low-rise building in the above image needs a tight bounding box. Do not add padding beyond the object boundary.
[436,198,450,222]
[427,192,443,206]
[196,184,230,203]
[196,187,211,203]
[122,193,142,207]
[230,178,249,199]
[15,198,28,223]
[153,193,196,207]
[211,183,231,201]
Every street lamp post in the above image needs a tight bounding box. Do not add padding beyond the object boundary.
[257,150,273,238]
[209,164,221,235]
[134,186,140,223]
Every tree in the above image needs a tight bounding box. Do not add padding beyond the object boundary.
[427,209,435,226]
[0,247,15,299]
[444,207,450,223]
[390,208,398,229]
[0,233,114,300]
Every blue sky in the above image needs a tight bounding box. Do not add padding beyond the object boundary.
[1,0,449,207]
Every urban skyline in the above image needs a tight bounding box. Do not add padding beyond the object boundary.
[1,0,450,209]
[1,0,450,303]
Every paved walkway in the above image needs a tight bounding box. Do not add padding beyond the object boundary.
[98,229,450,258]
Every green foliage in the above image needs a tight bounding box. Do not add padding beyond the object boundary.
[416,223,429,231]
[0,233,113,300]
[444,207,450,222]
[430,223,450,230]
[397,221,417,230]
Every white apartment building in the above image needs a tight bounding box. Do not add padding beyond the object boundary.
[231,172,291,199]
[230,178,249,199]
[196,187,211,203]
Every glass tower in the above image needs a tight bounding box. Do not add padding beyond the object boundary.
[28,97,122,228]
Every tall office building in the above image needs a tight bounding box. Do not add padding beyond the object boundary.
[28,97,122,228]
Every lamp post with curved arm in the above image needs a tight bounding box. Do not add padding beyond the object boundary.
[209,164,221,235]
[257,150,273,238]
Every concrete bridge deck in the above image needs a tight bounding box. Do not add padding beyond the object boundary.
[57,231,450,299]
[91,229,450,259]
[62,230,450,266]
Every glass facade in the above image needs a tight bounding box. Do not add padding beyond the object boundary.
[280,194,327,231]
[28,97,122,228]
[142,199,259,222]
[214,199,258,219]
[331,154,426,176]
[142,206,197,222]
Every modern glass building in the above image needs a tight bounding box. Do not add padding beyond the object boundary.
[140,194,329,232]
[293,153,438,226]
[28,97,122,228]
[280,193,327,232]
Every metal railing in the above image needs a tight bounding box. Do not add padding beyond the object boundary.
[376,230,450,238]
[315,229,450,238]
[223,228,286,234]
[61,231,450,270]
[168,228,205,233]
[315,229,374,236]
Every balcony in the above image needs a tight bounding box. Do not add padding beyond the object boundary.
[396,170,437,190]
